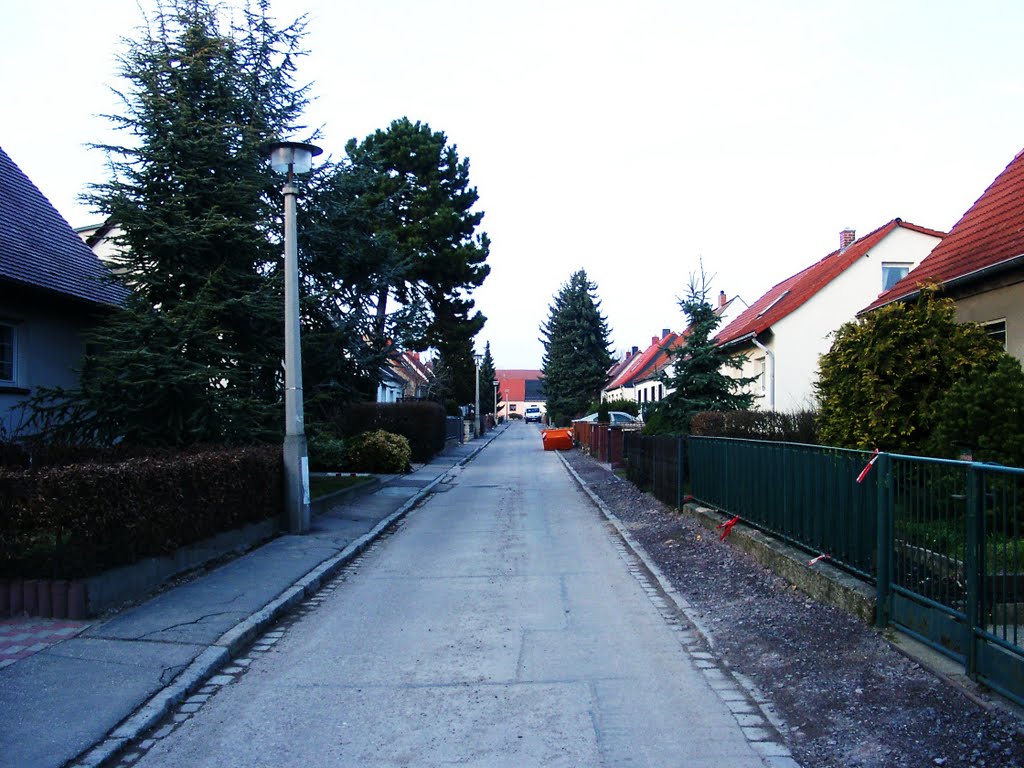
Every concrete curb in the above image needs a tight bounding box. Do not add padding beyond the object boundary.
[310,476,382,516]
[74,432,501,768]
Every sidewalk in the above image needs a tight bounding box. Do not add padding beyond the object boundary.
[0,429,504,768]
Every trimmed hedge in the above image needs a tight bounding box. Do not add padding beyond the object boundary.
[0,446,281,579]
[690,410,820,444]
[336,402,446,463]
[342,430,411,473]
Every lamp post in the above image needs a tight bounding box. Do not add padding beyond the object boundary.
[264,140,322,534]
[493,380,499,423]
[473,352,482,438]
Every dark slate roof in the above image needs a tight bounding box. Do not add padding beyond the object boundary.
[0,145,125,307]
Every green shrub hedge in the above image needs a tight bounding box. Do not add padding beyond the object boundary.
[341,430,411,473]
[335,402,446,463]
[689,409,819,444]
[0,445,281,579]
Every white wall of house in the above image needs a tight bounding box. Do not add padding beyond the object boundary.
[725,226,941,412]
[376,379,403,403]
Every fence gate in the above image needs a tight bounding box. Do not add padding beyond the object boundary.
[880,455,1024,706]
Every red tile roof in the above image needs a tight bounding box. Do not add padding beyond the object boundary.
[864,149,1024,312]
[606,331,680,390]
[716,219,945,346]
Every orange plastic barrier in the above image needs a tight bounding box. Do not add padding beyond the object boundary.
[541,428,574,451]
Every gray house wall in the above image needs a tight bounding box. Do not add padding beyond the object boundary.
[0,285,94,436]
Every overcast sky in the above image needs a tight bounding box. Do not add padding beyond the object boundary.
[4,1,1023,368]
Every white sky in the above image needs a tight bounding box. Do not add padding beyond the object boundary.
[4,1,1024,368]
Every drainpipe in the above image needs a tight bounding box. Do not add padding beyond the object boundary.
[750,338,775,411]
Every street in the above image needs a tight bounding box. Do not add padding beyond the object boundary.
[129,424,783,767]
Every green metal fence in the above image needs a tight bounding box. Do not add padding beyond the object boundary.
[688,436,879,579]
[621,433,1024,706]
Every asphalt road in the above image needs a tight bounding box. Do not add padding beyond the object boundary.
[131,424,774,767]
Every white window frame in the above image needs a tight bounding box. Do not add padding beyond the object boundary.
[982,319,1007,349]
[881,262,912,291]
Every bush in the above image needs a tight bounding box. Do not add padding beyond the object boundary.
[927,355,1024,467]
[0,445,281,579]
[689,410,820,444]
[334,402,446,463]
[342,430,411,473]
[307,432,346,471]
[816,289,1003,451]
[585,397,639,417]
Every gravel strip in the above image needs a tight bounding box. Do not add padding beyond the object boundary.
[562,449,1024,768]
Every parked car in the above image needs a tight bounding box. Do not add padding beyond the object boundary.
[524,405,543,423]
[576,411,640,424]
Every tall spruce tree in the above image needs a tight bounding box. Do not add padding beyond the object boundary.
[27,0,311,445]
[540,270,614,424]
[648,270,754,434]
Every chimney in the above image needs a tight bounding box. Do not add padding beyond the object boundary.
[652,336,659,345]
[661,328,670,338]
[840,228,856,251]
[632,346,639,354]
[718,290,727,308]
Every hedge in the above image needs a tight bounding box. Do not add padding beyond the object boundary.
[689,409,820,444]
[0,445,281,579]
[335,402,446,463]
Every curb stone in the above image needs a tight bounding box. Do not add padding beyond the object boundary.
[72,431,501,768]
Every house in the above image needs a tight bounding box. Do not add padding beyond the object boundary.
[603,329,680,404]
[715,220,945,411]
[391,350,432,400]
[76,219,125,267]
[0,146,125,435]
[863,149,1024,363]
[495,369,544,420]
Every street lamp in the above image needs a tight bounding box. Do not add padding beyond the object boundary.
[264,140,322,534]
[493,379,499,423]
[473,352,483,438]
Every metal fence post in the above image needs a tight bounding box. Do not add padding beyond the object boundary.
[676,437,684,509]
[965,464,982,677]
[875,453,892,628]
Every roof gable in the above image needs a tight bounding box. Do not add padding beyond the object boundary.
[0,146,124,306]
[716,219,943,345]
[606,331,679,390]
[865,149,1024,312]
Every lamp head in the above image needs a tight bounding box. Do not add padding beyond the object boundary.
[263,141,323,176]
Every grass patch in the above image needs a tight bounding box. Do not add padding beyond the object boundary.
[310,474,372,499]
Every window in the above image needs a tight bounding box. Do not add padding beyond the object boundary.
[982,319,1007,348]
[0,324,14,383]
[658,384,663,400]
[882,262,911,291]
[756,356,766,396]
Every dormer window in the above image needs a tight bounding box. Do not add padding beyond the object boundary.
[882,262,911,291]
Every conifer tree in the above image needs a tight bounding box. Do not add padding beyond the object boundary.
[477,341,498,416]
[343,118,490,358]
[27,0,311,445]
[648,269,755,434]
[540,270,614,424]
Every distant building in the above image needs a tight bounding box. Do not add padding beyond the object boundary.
[495,369,544,420]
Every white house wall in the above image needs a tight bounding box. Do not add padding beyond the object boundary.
[726,226,941,411]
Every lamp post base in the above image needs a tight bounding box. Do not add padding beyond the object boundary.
[283,434,311,534]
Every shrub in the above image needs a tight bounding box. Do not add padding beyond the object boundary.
[342,430,411,473]
[585,397,640,417]
[307,432,346,471]
[927,355,1024,467]
[690,409,820,444]
[0,445,281,579]
[597,401,610,423]
[816,289,1003,451]
[334,402,446,463]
